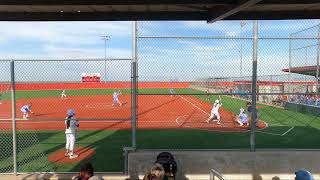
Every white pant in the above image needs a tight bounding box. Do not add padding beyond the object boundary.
[23,112,29,120]
[209,112,220,120]
[66,133,76,151]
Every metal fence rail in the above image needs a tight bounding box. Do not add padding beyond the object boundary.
[210,169,227,180]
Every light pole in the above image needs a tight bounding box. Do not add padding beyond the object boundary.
[101,35,110,83]
[240,21,246,78]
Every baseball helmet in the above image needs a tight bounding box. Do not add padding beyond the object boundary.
[67,109,75,117]
[215,99,219,104]
[240,108,245,113]
[295,169,314,180]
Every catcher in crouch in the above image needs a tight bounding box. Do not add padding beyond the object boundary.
[206,99,222,125]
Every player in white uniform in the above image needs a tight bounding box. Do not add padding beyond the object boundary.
[112,90,122,106]
[65,109,79,159]
[20,103,34,120]
[206,99,222,124]
[61,89,67,100]
[169,88,175,97]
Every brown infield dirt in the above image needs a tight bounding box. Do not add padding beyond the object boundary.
[48,147,95,164]
[0,95,267,132]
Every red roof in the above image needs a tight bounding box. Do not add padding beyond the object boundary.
[282,66,319,76]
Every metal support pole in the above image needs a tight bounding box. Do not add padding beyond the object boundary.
[305,48,308,81]
[131,21,138,148]
[288,36,292,93]
[10,60,17,174]
[104,39,107,83]
[316,25,320,93]
[240,24,243,77]
[240,21,246,78]
[101,35,110,83]
[250,20,259,152]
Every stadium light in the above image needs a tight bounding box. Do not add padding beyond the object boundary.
[240,21,247,78]
[101,35,110,83]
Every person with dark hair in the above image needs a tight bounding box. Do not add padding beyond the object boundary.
[65,109,79,159]
[73,162,101,180]
[155,152,177,180]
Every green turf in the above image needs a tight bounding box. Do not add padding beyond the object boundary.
[2,127,320,172]
[1,88,195,100]
[1,88,320,173]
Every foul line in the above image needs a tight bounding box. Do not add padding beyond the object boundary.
[178,95,209,116]
[175,114,250,133]
[179,95,289,136]
[183,97,203,106]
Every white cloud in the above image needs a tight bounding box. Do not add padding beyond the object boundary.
[0,21,132,46]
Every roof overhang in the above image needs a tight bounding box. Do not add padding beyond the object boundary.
[0,0,320,21]
[282,66,320,77]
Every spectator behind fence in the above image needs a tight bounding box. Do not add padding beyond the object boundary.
[73,162,101,180]
[295,169,314,180]
[143,163,165,180]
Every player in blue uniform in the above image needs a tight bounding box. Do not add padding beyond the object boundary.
[235,108,249,126]
[20,103,34,120]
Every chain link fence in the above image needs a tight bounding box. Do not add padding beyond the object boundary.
[136,20,320,151]
[1,20,320,174]
[0,60,13,173]
[0,58,132,173]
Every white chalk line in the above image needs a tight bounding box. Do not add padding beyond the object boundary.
[178,95,210,116]
[179,95,287,135]
[0,120,181,124]
[181,96,203,106]
[175,114,251,133]
[178,95,230,128]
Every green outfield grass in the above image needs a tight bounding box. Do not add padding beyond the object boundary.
[1,88,320,173]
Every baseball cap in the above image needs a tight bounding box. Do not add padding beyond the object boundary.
[295,169,314,180]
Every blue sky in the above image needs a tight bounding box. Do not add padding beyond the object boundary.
[0,20,319,82]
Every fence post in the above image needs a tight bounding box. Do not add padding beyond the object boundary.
[131,21,138,148]
[10,60,17,174]
[316,25,320,93]
[250,20,259,152]
[288,35,292,93]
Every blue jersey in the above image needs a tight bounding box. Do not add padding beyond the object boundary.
[239,113,249,123]
[113,92,120,100]
[21,105,30,112]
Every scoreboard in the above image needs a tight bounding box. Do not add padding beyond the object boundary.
[82,73,101,83]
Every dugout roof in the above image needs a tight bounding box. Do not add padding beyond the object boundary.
[0,0,320,22]
[282,66,320,77]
